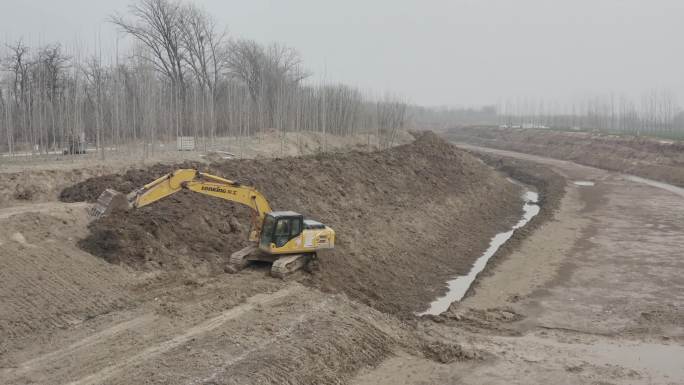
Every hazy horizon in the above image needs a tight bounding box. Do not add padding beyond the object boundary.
[2,0,683,107]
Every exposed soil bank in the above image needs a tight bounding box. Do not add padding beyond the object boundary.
[61,132,523,316]
[0,167,115,209]
[2,132,413,209]
[445,126,684,187]
[420,190,540,315]
[452,153,567,307]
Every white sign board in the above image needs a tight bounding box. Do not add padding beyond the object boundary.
[176,136,195,151]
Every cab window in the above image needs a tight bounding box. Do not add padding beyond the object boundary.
[291,218,301,237]
[274,219,291,247]
[273,217,303,248]
[260,215,276,248]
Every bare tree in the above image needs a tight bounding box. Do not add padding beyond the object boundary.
[263,43,309,85]
[377,96,407,148]
[179,4,225,95]
[0,0,415,159]
[225,40,308,103]
[110,0,187,134]
[3,41,31,104]
[2,40,33,152]
[35,44,70,102]
[83,56,108,159]
[33,43,70,150]
[225,39,264,104]
[178,3,226,143]
[225,39,310,130]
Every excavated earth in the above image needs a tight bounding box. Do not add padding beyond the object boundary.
[60,132,523,316]
[0,132,534,385]
[3,130,681,384]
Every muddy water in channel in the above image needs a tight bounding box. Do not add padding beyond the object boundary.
[419,191,540,316]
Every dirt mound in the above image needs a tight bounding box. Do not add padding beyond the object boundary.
[59,161,203,202]
[64,132,522,315]
[0,168,106,209]
[80,191,252,273]
[0,207,134,350]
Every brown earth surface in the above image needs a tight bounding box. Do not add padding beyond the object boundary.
[0,131,414,209]
[0,132,522,385]
[458,154,567,301]
[445,126,684,187]
[351,143,684,385]
[6,130,680,385]
[59,132,524,316]
[0,167,112,209]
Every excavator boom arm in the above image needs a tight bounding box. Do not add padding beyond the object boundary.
[127,169,272,241]
[91,168,336,278]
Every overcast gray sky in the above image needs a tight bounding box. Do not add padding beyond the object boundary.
[2,0,683,106]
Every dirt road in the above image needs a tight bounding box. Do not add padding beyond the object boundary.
[352,143,684,385]
[445,126,684,188]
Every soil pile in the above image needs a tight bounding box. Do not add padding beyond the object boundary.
[59,161,203,203]
[0,168,109,209]
[0,207,134,348]
[447,126,684,187]
[64,132,523,315]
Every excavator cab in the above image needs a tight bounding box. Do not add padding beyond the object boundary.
[259,211,304,250]
[253,211,334,277]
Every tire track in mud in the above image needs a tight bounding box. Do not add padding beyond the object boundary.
[63,286,302,385]
[0,202,135,363]
[5,280,408,385]
[124,289,404,385]
[4,314,154,377]
[187,294,334,385]
[0,242,132,341]
[0,202,90,219]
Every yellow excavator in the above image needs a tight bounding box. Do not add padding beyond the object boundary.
[92,169,335,278]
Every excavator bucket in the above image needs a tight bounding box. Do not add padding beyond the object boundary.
[89,189,131,218]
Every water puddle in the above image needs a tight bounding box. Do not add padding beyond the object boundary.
[574,181,595,186]
[523,335,684,380]
[419,191,540,316]
[588,340,684,379]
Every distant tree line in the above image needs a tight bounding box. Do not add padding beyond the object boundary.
[410,93,684,140]
[0,0,407,157]
[409,105,498,129]
[497,92,684,138]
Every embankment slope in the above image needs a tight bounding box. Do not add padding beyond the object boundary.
[63,132,523,316]
[446,126,684,187]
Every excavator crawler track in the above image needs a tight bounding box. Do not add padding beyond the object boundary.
[271,253,314,279]
[225,245,257,273]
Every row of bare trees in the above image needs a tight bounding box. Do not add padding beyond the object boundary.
[0,0,408,157]
[497,92,684,138]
